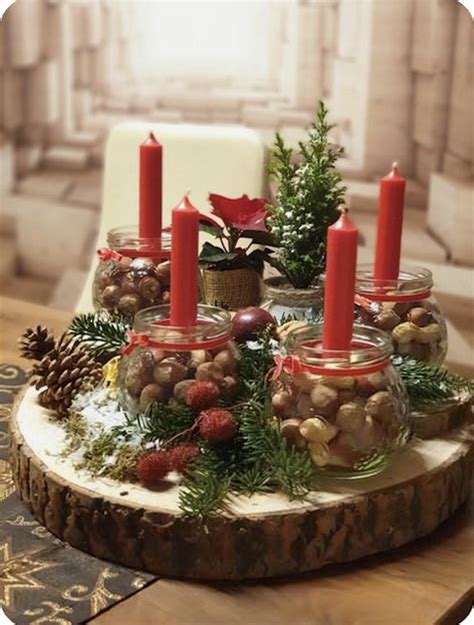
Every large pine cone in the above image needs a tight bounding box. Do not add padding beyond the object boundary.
[19,326,55,361]
[32,334,102,417]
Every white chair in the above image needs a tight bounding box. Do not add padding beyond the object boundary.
[76,121,266,312]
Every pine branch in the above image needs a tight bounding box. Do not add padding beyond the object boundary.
[135,401,197,443]
[394,356,473,410]
[68,312,131,362]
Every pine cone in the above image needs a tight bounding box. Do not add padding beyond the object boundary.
[19,326,55,361]
[32,334,102,417]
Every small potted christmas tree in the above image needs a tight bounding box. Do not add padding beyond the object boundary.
[198,193,273,310]
[263,101,346,319]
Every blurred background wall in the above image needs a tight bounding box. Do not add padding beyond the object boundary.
[0,0,473,368]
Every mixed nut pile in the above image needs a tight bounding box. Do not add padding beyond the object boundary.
[359,299,445,363]
[119,342,239,414]
[94,257,171,316]
[272,369,405,472]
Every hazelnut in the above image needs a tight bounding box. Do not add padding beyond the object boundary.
[187,350,210,372]
[356,372,386,396]
[319,376,355,390]
[407,306,431,327]
[395,342,413,357]
[100,285,121,310]
[415,322,441,344]
[118,256,132,271]
[407,342,430,361]
[348,417,384,451]
[293,372,318,391]
[338,388,356,403]
[308,441,330,467]
[139,383,166,410]
[309,384,338,417]
[296,393,315,418]
[155,260,171,285]
[373,310,401,331]
[195,361,225,384]
[392,302,411,317]
[125,371,145,397]
[222,375,239,399]
[299,417,338,443]
[271,391,293,417]
[280,418,306,450]
[365,391,394,424]
[138,276,161,301]
[335,402,366,433]
[162,290,170,304]
[392,321,418,344]
[328,437,360,468]
[117,293,141,316]
[173,379,195,403]
[120,274,138,294]
[153,358,187,386]
[214,349,237,375]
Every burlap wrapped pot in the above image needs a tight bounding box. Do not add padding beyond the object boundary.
[201,267,261,310]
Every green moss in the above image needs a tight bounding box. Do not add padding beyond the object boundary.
[61,412,88,456]
[77,429,116,476]
[104,444,142,482]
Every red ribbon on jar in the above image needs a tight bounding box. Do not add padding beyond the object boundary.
[121,329,233,354]
[271,349,389,379]
[97,247,124,262]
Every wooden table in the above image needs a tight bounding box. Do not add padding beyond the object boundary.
[1,296,473,625]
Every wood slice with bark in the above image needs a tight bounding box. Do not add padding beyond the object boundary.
[9,387,474,580]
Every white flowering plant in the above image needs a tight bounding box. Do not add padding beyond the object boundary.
[267,101,346,289]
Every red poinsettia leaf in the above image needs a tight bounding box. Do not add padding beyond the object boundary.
[208,193,269,232]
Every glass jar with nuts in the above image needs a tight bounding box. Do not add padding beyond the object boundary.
[355,265,447,364]
[118,304,239,415]
[93,227,172,317]
[271,324,410,477]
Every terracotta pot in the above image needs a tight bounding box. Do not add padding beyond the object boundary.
[200,267,261,310]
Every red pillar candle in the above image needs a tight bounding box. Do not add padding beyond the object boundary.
[323,209,358,351]
[374,162,406,281]
[170,195,199,326]
[139,131,163,239]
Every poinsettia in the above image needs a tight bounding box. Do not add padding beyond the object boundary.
[199,193,274,273]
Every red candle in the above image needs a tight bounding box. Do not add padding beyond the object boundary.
[374,162,406,281]
[170,195,199,326]
[323,209,358,351]
[139,131,163,239]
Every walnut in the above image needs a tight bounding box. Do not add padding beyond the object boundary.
[335,402,366,433]
[308,441,330,467]
[309,384,338,417]
[392,321,418,344]
[299,417,338,443]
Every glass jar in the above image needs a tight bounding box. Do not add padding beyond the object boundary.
[93,226,172,317]
[261,276,323,322]
[355,265,447,364]
[271,323,410,478]
[118,304,239,415]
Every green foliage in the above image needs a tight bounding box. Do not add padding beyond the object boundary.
[134,401,197,444]
[267,101,346,288]
[68,312,131,362]
[394,356,473,410]
[199,242,271,273]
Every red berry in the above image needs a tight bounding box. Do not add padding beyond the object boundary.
[169,443,200,473]
[136,450,170,485]
[185,380,220,412]
[198,408,235,444]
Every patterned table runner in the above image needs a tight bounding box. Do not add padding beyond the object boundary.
[0,364,156,625]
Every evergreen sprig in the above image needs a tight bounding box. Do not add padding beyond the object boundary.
[68,312,131,362]
[135,401,197,444]
[394,356,473,410]
[267,101,346,289]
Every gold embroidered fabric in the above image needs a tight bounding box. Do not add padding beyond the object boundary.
[0,364,155,625]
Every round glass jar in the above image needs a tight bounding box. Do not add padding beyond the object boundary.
[271,323,410,478]
[118,304,239,415]
[355,265,447,364]
[261,276,324,322]
[93,226,172,317]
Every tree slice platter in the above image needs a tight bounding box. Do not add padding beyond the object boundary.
[9,387,474,580]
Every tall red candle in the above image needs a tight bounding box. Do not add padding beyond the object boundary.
[139,131,163,239]
[374,162,406,281]
[170,195,199,326]
[323,209,358,351]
